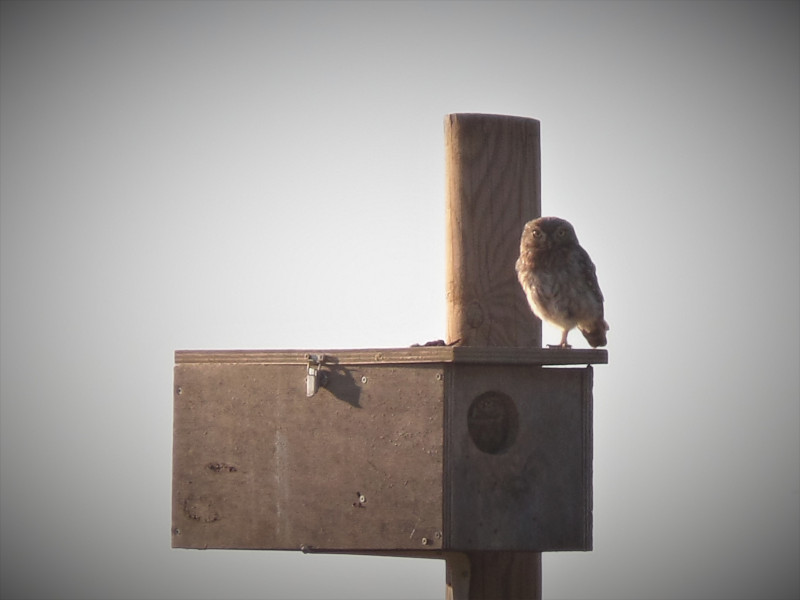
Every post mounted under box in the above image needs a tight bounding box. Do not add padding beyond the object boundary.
[172,347,607,553]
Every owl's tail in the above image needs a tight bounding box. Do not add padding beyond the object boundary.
[580,319,609,348]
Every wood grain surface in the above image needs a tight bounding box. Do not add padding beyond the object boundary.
[445,113,541,348]
[445,113,545,600]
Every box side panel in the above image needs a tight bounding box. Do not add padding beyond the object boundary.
[583,366,594,551]
[172,363,444,550]
[445,365,593,551]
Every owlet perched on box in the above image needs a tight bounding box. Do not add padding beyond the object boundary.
[515,216,609,348]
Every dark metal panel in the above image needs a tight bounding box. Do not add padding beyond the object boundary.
[445,365,592,552]
[172,362,444,551]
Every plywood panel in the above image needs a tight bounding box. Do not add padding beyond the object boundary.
[174,346,607,366]
[445,365,592,551]
[172,362,445,550]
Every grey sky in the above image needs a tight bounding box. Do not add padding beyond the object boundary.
[1,1,798,599]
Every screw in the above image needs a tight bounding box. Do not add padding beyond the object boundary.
[435,373,443,381]
[421,537,429,546]
[434,531,442,539]
[361,376,368,384]
[359,494,366,503]
[176,386,183,395]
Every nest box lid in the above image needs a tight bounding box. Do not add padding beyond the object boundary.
[175,346,608,366]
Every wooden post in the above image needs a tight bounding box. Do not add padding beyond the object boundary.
[444,113,542,599]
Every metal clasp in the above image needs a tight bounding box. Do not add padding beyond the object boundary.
[305,354,328,397]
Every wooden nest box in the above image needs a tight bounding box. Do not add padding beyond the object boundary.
[171,114,609,597]
[172,346,606,552]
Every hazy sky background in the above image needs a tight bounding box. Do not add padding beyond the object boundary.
[1,1,798,599]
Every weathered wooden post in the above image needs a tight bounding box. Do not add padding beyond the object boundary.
[172,113,606,599]
[444,113,541,599]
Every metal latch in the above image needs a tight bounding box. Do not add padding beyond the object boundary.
[305,354,328,397]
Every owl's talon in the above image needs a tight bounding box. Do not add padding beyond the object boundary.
[547,343,572,349]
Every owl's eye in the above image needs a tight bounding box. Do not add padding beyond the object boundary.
[531,229,541,237]
[557,228,567,237]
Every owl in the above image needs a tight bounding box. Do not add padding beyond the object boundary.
[515,216,609,348]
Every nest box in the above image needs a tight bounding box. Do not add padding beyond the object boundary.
[172,346,607,553]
